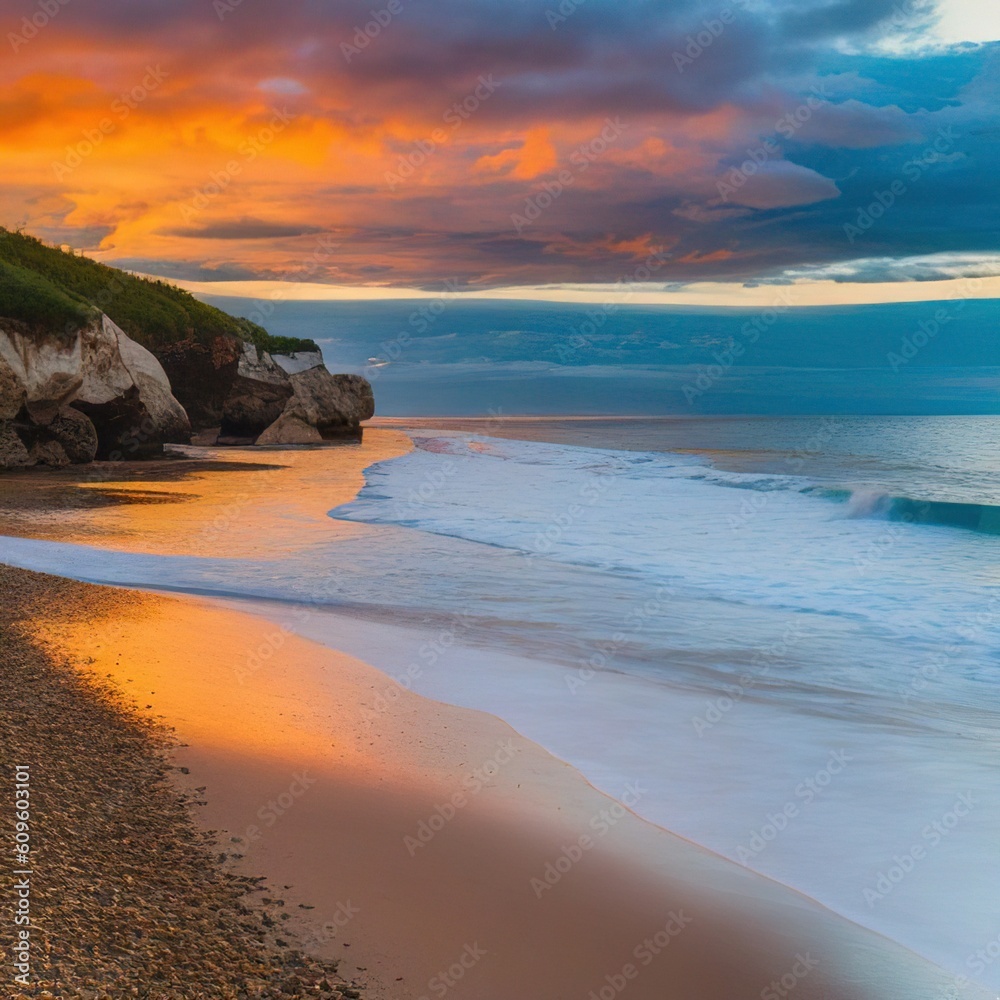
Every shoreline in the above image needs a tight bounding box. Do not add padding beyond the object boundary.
[0,430,988,998]
[24,576,980,1000]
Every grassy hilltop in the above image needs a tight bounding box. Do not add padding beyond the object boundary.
[0,229,316,355]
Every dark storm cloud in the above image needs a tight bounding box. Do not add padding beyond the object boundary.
[165,219,326,240]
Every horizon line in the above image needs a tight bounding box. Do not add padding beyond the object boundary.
[158,275,1000,309]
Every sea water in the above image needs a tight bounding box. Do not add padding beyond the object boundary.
[2,415,999,987]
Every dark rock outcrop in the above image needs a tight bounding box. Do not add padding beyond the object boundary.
[219,343,294,442]
[48,406,99,464]
[276,368,375,439]
[0,421,30,467]
[157,335,242,429]
[254,368,373,444]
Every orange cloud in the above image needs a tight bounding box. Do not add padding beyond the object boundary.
[474,127,558,180]
[676,249,735,264]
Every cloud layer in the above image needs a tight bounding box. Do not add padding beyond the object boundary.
[1,0,997,286]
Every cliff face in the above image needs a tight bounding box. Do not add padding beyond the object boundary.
[0,314,191,468]
[0,320,376,469]
[0,229,375,469]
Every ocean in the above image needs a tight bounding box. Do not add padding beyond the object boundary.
[4,413,998,988]
[200,296,1000,416]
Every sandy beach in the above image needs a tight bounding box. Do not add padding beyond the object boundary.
[1,430,988,1000]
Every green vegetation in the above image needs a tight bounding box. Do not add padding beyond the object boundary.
[0,229,318,354]
[0,259,96,338]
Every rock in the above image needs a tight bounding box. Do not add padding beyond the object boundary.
[0,353,25,420]
[220,343,294,440]
[279,368,374,439]
[271,350,325,375]
[157,335,242,429]
[0,314,191,467]
[117,325,191,446]
[256,414,323,446]
[28,438,70,467]
[50,407,99,464]
[0,421,30,468]
[0,318,83,426]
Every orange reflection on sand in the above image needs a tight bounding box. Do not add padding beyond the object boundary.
[65,429,412,558]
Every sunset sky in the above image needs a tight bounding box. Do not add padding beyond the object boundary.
[2,0,998,291]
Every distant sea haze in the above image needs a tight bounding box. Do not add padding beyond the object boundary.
[199,296,1000,416]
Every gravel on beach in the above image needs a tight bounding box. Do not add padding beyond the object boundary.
[0,564,365,1000]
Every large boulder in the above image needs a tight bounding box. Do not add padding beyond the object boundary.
[219,343,294,441]
[0,319,83,426]
[256,413,323,446]
[271,350,325,375]
[276,368,375,439]
[0,314,191,468]
[0,421,30,468]
[48,407,99,464]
